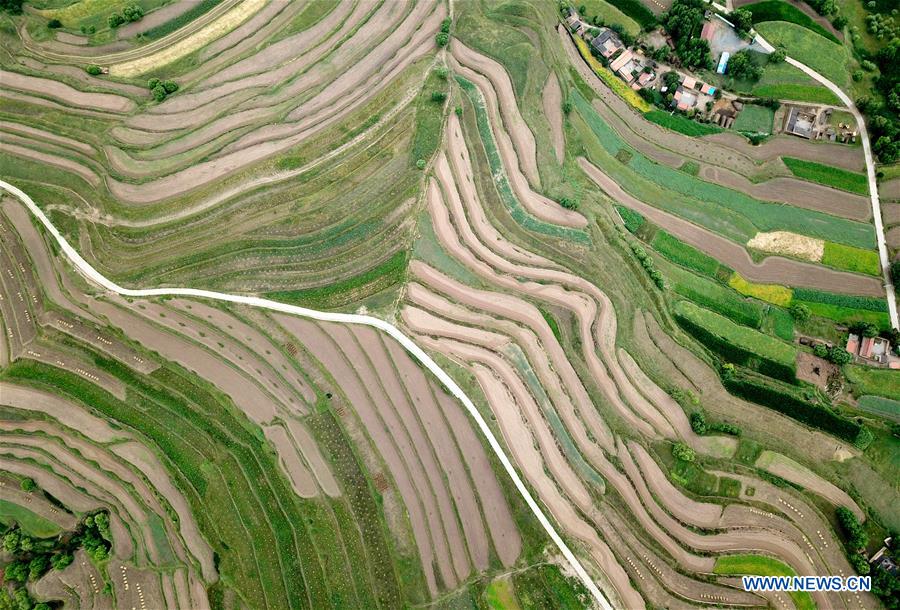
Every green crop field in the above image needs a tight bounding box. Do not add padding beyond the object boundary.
[744,0,841,43]
[644,110,722,136]
[714,554,815,610]
[651,231,723,278]
[782,157,869,195]
[733,105,775,134]
[578,0,641,36]
[663,261,766,328]
[856,396,900,422]
[846,366,900,401]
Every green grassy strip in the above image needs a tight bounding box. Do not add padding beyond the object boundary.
[644,110,722,136]
[539,307,562,343]
[750,83,840,105]
[140,0,224,40]
[821,242,881,276]
[266,250,409,309]
[764,307,795,341]
[732,104,775,134]
[674,301,797,382]
[744,0,840,43]
[714,554,816,610]
[0,500,63,538]
[791,288,888,312]
[572,90,875,248]
[410,68,447,166]
[457,76,590,244]
[651,231,722,277]
[782,157,869,195]
[753,21,849,88]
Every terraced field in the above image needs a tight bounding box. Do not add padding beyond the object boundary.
[2,0,899,609]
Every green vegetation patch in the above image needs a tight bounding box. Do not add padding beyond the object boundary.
[651,231,722,277]
[733,104,775,134]
[267,250,409,310]
[674,300,797,381]
[512,564,591,610]
[744,0,840,43]
[539,307,562,343]
[615,205,645,233]
[410,68,448,167]
[644,110,722,136]
[457,76,590,244]
[782,157,869,195]
[0,501,63,539]
[484,575,521,610]
[846,366,900,401]
[579,0,641,36]
[751,82,840,105]
[140,0,223,40]
[799,302,891,327]
[821,242,881,276]
[753,21,849,88]
[714,554,815,610]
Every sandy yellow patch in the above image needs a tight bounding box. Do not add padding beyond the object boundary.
[109,0,265,77]
[746,231,824,262]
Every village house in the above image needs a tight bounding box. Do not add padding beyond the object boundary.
[590,28,624,60]
[846,333,899,367]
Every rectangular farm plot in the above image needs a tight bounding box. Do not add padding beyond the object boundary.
[821,242,881,276]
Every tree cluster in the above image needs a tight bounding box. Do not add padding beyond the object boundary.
[812,343,853,365]
[436,18,451,47]
[690,410,742,436]
[148,78,178,102]
[663,0,712,70]
[107,4,143,28]
[0,0,23,14]
[730,8,753,36]
[727,50,762,81]
[627,240,665,289]
[856,32,900,163]
[672,442,696,462]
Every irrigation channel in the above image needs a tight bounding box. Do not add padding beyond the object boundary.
[0,179,614,610]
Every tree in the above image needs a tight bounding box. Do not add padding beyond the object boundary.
[562,99,572,115]
[152,85,167,102]
[4,561,27,583]
[107,13,125,28]
[832,15,848,29]
[690,411,708,434]
[431,91,446,103]
[415,159,426,170]
[673,442,696,462]
[769,48,786,63]
[86,64,102,75]
[436,32,449,47]
[52,552,74,571]
[440,18,451,33]
[731,9,753,34]
[891,259,900,285]
[147,78,161,90]
[454,106,462,116]
[123,4,144,22]
[813,343,829,358]
[435,66,449,80]
[558,197,578,210]
[20,477,36,491]
[0,0,24,14]
[789,302,811,321]
[48,18,62,28]
[727,50,762,80]
[28,555,49,581]
[162,80,178,93]
[828,347,853,365]
[836,506,869,551]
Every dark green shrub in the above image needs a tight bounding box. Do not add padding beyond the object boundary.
[86,64,102,75]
